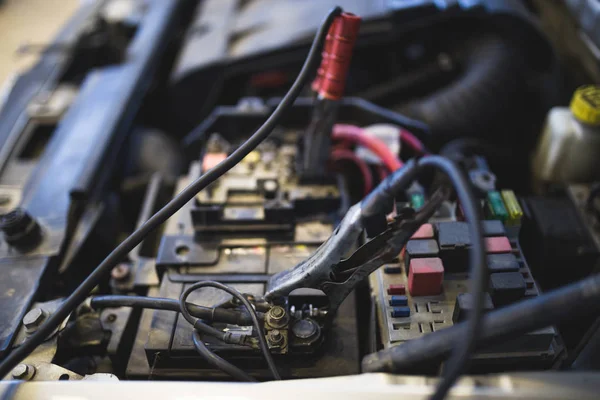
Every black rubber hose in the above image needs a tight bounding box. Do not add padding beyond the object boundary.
[90,295,256,326]
[0,6,342,378]
[362,273,600,374]
[192,331,257,382]
[398,34,529,148]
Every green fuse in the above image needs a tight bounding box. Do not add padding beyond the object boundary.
[501,190,523,225]
[486,191,508,221]
[411,193,425,210]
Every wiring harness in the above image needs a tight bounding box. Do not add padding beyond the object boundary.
[4,6,595,400]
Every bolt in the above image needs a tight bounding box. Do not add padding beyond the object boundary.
[12,364,33,380]
[269,306,285,320]
[0,207,41,249]
[266,306,289,329]
[111,264,130,281]
[23,308,46,332]
[267,329,284,346]
[1,208,26,230]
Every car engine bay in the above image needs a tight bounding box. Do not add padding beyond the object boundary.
[1,0,600,398]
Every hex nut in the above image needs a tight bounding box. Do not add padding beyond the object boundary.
[111,264,130,281]
[267,329,284,346]
[23,308,46,331]
[12,364,34,380]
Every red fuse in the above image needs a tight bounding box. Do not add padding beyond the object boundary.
[387,284,406,295]
[486,236,512,254]
[408,258,444,296]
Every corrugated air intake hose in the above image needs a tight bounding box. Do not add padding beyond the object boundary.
[398,34,534,149]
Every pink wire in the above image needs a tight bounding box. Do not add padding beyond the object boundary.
[331,148,373,195]
[400,128,427,155]
[332,124,403,171]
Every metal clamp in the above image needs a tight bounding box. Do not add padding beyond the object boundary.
[265,187,448,317]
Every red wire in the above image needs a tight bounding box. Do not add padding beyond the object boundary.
[400,128,426,155]
[332,124,403,171]
[331,148,373,195]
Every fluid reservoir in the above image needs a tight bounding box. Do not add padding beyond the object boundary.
[532,85,600,189]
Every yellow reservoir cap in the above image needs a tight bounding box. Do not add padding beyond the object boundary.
[570,85,600,125]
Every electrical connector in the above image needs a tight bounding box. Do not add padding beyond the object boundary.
[312,13,361,100]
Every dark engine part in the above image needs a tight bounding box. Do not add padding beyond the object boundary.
[0,0,188,359]
[519,186,600,352]
[398,33,539,150]
[166,0,554,137]
[520,194,600,291]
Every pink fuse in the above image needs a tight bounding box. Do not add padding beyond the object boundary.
[202,153,227,172]
[486,236,512,254]
[411,223,434,239]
